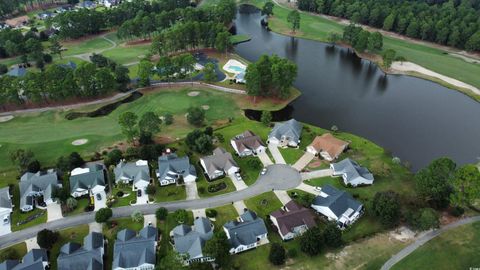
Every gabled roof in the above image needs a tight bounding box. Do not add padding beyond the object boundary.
[6,67,27,77]
[312,185,362,218]
[0,260,20,270]
[270,201,316,236]
[113,160,150,184]
[0,249,48,270]
[113,227,158,269]
[70,164,105,191]
[157,153,196,181]
[231,130,265,154]
[269,119,302,142]
[331,158,374,184]
[172,217,213,260]
[201,148,238,177]
[57,232,104,270]
[309,133,349,158]
[19,171,59,209]
[22,249,48,265]
[223,210,267,248]
[0,187,12,210]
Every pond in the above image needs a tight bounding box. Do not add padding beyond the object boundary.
[234,6,480,171]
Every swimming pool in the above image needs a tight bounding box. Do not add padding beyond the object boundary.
[229,65,245,72]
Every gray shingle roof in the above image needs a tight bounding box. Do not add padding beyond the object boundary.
[6,67,27,77]
[57,232,104,270]
[231,131,265,153]
[19,171,59,210]
[70,164,105,192]
[268,119,302,143]
[0,187,12,210]
[331,158,374,185]
[172,217,214,260]
[156,153,196,182]
[113,160,150,185]
[200,148,238,179]
[223,210,267,248]
[312,185,362,218]
[113,227,158,269]
[0,260,19,270]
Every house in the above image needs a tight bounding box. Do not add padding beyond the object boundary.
[270,200,316,241]
[114,160,150,190]
[307,133,349,161]
[5,16,28,28]
[100,0,119,8]
[0,249,49,270]
[268,119,303,148]
[19,171,60,212]
[230,130,266,157]
[0,187,13,236]
[223,209,268,254]
[59,61,77,70]
[200,148,239,180]
[69,163,106,198]
[331,158,374,186]
[234,71,246,84]
[36,12,55,20]
[171,217,214,265]
[6,67,27,78]
[113,226,158,270]
[311,185,363,228]
[156,153,197,186]
[77,1,96,9]
[57,232,105,270]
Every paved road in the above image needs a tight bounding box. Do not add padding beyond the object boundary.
[0,164,301,249]
[380,215,480,270]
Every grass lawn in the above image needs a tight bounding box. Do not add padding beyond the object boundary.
[242,0,480,91]
[157,211,194,261]
[196,175,236,198]
[64,197,91,216]
[230,34,251,44]
[111,185,135,207]
[102,44,151,65]
[392,221,480,270]
[0,242,27,261]
[49,225,90,270]
[278,147,305,165]
[103,217,147,270]
[62,36,113,57]
[207,204,238,231]
[152,184,186,202]
[244,191,283,219]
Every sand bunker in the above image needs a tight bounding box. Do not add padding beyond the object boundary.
[202,105,210,110]
[390,226,415,242]
[188,91,200,97]
[0,115,14,123]
[72,139,88,146]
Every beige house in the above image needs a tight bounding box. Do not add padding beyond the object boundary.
[307,133,349,161]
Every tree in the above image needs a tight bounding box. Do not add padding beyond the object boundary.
[187,107,205,126]
[137,60,153,87]
[353,30,369,52]
[49,38,63,59]
[408,208,440,231]
[287,10,301,33]
[114,65,130,92]
[164,113,173,125]
[26,160,41,173]
[174,209,188,224]
[383,13,396,31]
[323,222,343,248]
[9,149,35,173]
[382,49,396,69]
[245,64,262,102]
[215,0,237,24]
[204,231,231,266]
[262,2,274,16]
[156,207,168,221]
[271,56,297,98]
[269,243,286,265]
[206,209,217,218]
[156,251,184,270]
[185,130,213,154]
[0,64,8,75]
[146,184,157,196]
[300,227,324,256]
[66,197,78,211]
[105,149,123,167]
[215,31,232,54]
[68,152,85,170]
[37,229,59,249]
[261,111,272,126]
[139,111,162,135]
[415,157,456,208]
[372,191,401,227]
[95,208,113,223]
[52,187,70,203]
[327,32,341,45]
[367,32,383,52]
[118,112,139,143]
[203,63,216,82]
[450,164,480,207]
[466,31,480,52]
[131,210,144,223]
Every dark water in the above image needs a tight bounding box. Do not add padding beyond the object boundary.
[234,7,480,171]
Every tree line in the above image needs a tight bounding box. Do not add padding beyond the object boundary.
[297,0,480,51]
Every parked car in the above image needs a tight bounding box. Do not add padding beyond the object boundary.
[96,193,102,201]
[137,189,142,197]
[235,172,243,181]
[314,186,322,192]
[261,168,267,175]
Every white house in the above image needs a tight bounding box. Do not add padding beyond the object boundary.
[114,160,151,190]
[19,171,60,212]
[230,130,266,157]
[69,164,106,198]
[268,119,303,148]
[331,158,374,187]
[156,153,197,186]
[311,185,363,228]
[223,210,268,254]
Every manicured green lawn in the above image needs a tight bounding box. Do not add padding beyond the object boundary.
[197,175,236,198]
[244,191,283,219]
[207,204,238,231]
[49,225,90,270]
[244,0,480,91]
[230,34,251,44]
[64,197,91,216]
[153,184,186,202]
[11,184,47,231]
[392,221,480,270]
[111,185,136,207]
[62,36,113,57]
[0,242,27,261]
[102,44,151,65]
[278,147,305,165]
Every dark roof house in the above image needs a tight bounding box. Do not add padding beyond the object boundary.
[19,171,59,212]
[200,148,239,180]
[223,210,268,254]
[268,119,303,147]
[156,153,197,186]
[114,160,150,189]
[70,164,106,197]
[331,158,374,186]
[230,130,266,157]
[6,67,27,78]
[0,249,49,270]
[270,200,316,240]
[171,217,214,264]
[113,226,158,270]
[57,232,104,270]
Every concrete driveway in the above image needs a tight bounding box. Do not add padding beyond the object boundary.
[300,169,333,181]
[192,209,206,219]
[89,222,102,233]
[274,190,291,205]
[292,152,315,171]
[257,151,273,167]
[233,201,247,215]
[93,191,107,211]
[228,174,248,191]
[268,143,286,164]
[144,214,157,227]
[47,202,63,222]
[0,220,11,237]
[296,183,320,195]
[135,188,149,205]
[186,182,199,200]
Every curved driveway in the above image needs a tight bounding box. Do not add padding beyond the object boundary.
[381,215,480,270]
[0,164,301,249]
